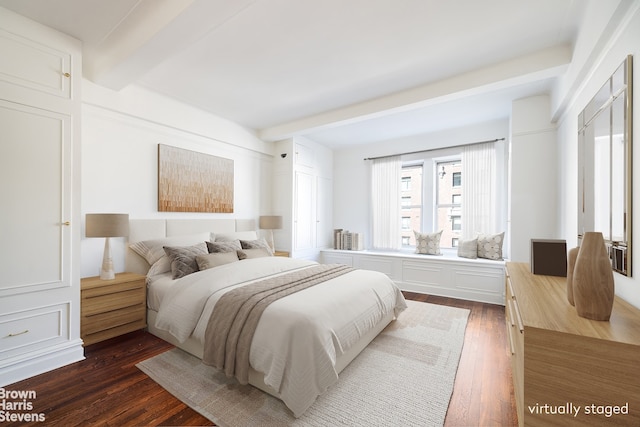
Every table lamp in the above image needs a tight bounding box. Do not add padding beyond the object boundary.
[259,215,283,252]
[86,213,129,280]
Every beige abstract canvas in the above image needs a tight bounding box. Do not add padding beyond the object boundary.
[158,144,234,213]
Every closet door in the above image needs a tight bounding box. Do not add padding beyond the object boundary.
[316,176,333,249]
[0,6,83,387]
[0,101,71,296]
[294,171,316,251]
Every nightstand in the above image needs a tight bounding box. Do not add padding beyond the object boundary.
[274,251,290,257]
[81,272,147,346]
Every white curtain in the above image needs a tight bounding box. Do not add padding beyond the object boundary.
[461,142,496,240]
[371,155,401,250]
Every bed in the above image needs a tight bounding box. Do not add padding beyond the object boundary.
[126,219,407,417]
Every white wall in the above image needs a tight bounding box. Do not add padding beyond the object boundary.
[556,2,640,308]
[509,95,558,262]
[80,80,275,277]
[332,118,509,250]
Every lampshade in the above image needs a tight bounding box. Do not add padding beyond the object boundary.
[259,215,283,230]
[86,213,129,238]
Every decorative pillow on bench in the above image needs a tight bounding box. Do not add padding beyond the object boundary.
[477,232,505,260]
[414,230,443,255]
[457,238,478,259]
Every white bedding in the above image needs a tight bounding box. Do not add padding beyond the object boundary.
[152,256,407,417]
[146,273,173,311]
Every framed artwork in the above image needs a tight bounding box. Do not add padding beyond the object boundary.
[158,144,234,213]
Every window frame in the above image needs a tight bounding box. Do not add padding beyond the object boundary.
[434,159,462,249]
[400,162,424,248]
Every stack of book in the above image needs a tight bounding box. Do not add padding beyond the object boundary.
[334,229,364,251]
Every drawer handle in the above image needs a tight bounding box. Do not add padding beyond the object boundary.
[507,322,516,355]
[507,277,516,300]
[7,329,29,337]
[512,300,524,333]
[508,300,516,328]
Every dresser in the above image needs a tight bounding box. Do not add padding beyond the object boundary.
[81,273,147,346]
[505,262,640,427]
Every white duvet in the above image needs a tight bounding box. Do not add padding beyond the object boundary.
[154,256,407,417]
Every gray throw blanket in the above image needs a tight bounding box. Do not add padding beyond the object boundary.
[202,263,354,384]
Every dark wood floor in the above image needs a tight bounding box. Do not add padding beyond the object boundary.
[3,292,517,426]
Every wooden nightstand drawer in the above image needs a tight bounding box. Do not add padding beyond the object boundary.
[82,285,145,316]
[82,303,145,335]
[82,320,147,346]
[81,273,147,345]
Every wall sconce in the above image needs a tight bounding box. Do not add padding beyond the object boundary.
[86,213,129,280]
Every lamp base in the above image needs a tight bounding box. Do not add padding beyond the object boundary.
[99,237,116,280]
[100,268,115,281]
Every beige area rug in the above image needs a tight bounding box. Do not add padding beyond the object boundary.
[137,300,469,427]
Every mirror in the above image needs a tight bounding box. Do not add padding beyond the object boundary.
[578,55,633,276]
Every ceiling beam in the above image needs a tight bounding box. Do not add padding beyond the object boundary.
[259,44,572,142]
[84,0,257,90]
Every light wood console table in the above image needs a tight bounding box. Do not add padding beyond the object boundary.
[505,262,640,427]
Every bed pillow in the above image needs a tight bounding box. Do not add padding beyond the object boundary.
[206,240,242,253]
[414,230,442,255]
[477,232,505,260]
[163,243,208,279]
[240,238,273,255]
[213,231,258,242]
[237,248,272,259]
[147,256,171,277]
[457,238,478,259]
[129,232,210,266]
[196,251,240,270]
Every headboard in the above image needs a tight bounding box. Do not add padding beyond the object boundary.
[125,218,256,275]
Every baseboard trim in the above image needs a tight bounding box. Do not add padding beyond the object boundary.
[400,281,505,305]
[0,339,85,387]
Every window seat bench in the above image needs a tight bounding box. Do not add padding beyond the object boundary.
[320,249,506,305]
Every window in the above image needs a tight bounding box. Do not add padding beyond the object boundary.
[384,143,502,252]
[401,176,411,191]
[451,215,461,231]
[400,164,423,246]
[399,160,462,249]
[402,216,411,230]
[452,172,461,187]
[435,161,462,249]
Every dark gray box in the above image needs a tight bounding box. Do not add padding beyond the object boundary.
[530,239,567,277]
